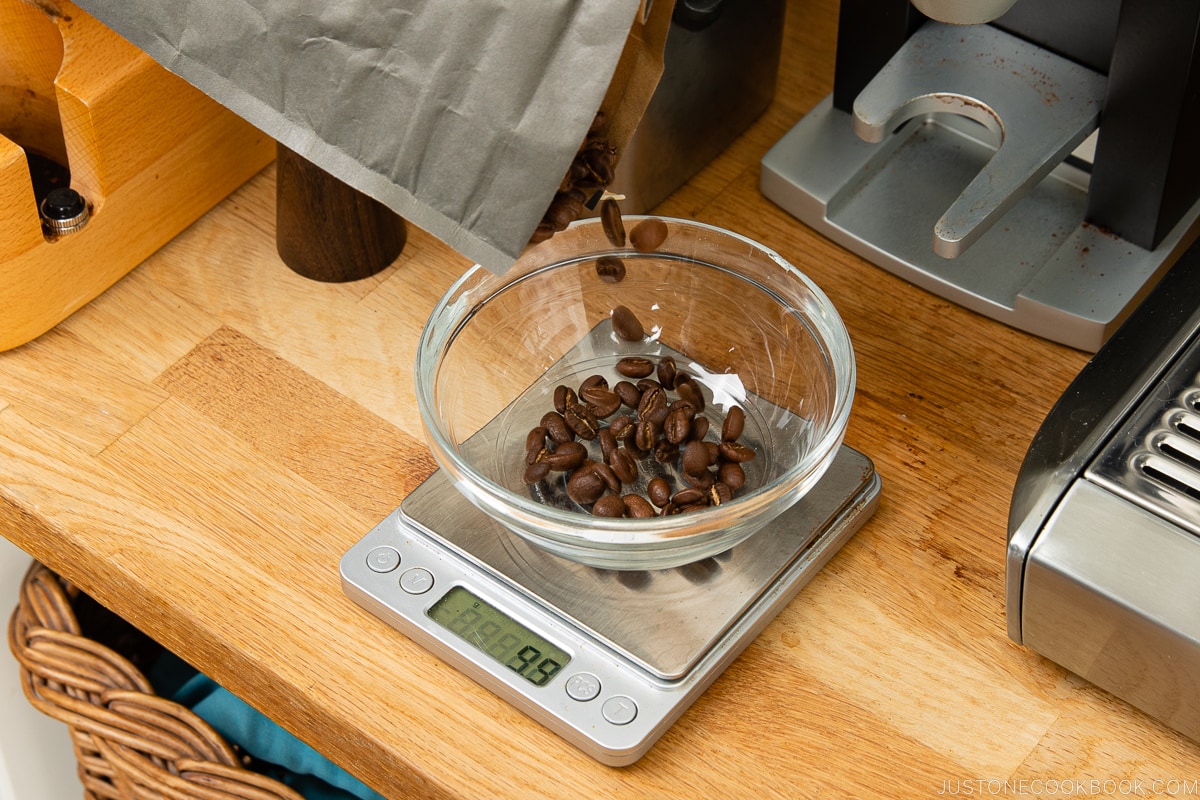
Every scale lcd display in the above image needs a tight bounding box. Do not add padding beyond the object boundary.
[428,585,570,687]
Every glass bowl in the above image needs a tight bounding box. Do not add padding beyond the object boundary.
[414,216,855,570]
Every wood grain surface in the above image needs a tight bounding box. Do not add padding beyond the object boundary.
[2,0,1199,797]
[0,0,274,351]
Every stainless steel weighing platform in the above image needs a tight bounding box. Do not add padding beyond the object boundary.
[341,444,879,765]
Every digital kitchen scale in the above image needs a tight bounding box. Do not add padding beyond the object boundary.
[341,444,879,765]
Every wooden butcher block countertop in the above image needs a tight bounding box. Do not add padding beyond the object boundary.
[2,0,1198,797]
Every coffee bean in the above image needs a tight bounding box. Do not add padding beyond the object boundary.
[543,441,587,471]
[623,494,656,518]
[682,440,709,476]
[689,416,710,441]
[599,429,618,462]
[553,385,576,415]
[615,380,642,408]
[654,439,679,464]
[719,441,756,463]
[647,477,672,507]
[675,380,704,413]
[637,384,668,425]
[611,305,644,342]
[656,357,677,389]
[566,466,605,505]
[681,468,715,490]
[616,357,654,378]
[634,418,659,451]
[593,494,626,518]
[671,487,705,506]
[523,461,550,484]
[594,461,621,493]
[541,411,573,444]
[581,386,621,418]
[709,482,734,506]
[664,406,692,445]
[600,197,626,247]
[596,256,625,284]
[580,374,609,392]
[722,406,745,441]
[609,448,638,483]
[629,217,668,253]
[525,426,547,457]
[704,441,720,465]
[718,461,746,490]
[564,402,599,440]
[527,445,548,466]
[609,414,634,440]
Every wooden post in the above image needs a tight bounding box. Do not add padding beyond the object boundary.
[274,143,407,282]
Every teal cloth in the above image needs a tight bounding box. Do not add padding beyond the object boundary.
[150,654,385,800]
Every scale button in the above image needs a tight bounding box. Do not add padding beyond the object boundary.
[565,673,601,702]
[399,567,434,594]
[366,546,401,573]
[602,695,638,726]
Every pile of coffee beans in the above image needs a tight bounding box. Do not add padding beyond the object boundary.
[523,350,756,518]
[528,200,756,519]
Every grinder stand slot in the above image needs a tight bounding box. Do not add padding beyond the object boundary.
[761,22,1200,353]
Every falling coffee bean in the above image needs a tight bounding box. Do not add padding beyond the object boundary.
[600,197,626,247]
[595,256,626,284]
[611,305,644,342]
[629,217,668,253]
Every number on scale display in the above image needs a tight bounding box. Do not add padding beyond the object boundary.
[428,585,570,686]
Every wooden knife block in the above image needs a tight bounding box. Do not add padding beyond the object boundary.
[0,0,275,352]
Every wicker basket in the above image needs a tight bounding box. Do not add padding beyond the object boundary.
[7,561,304,800]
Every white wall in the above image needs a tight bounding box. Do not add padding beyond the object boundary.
[0,539,81,799]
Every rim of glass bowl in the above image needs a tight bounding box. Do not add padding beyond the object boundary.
[414,216,856,546]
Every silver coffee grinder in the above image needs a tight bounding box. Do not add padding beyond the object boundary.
[761,0,1200,352]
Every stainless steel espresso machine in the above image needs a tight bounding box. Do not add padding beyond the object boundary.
[761,0,1200,352]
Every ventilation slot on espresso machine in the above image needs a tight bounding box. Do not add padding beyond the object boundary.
[761,0,1200,352]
